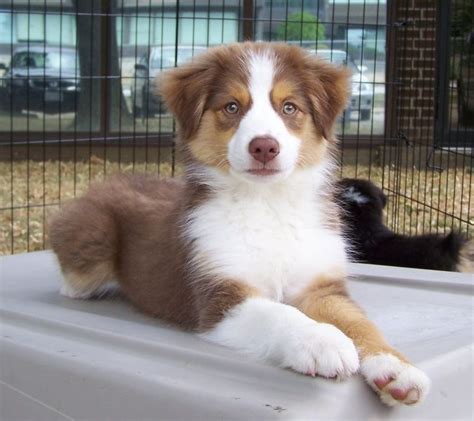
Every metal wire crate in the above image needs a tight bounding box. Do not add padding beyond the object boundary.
[0,0,471,255]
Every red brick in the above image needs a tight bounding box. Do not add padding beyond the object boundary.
[422,29,436,39]
[421,68,435,78]
[398,98,416,108]
[399,69,421,78]
[420,49,437,59]
[406,10,422,21]
[399,88,420,97]
[421,9,436,20]
[418,88,436,97]
[414,0,436,8]
[412,78,435,87]
[399,39,417,49]
[420,108,436,118]
[414,39,436,48]
[403,27,421,36]
[403,48,423,57]
[413,58,436,67]
[414,98,434,107]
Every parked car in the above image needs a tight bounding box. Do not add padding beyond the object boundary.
[311,49,374,121]
[130,46,207,118]
[0,46,79,114]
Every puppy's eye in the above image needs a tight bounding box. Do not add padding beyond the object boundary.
[224,102,240,114]
[282,102,297,115]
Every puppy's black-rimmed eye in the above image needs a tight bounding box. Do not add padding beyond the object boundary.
[224,101,240,114]
[282,102,297,115]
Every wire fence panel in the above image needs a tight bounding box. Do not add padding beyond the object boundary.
[0,0,472,255]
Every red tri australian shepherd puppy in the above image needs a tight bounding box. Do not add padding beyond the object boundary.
[49,42,430,406]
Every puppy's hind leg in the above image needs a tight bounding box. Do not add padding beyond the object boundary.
[59,262,116,300]
[49,197,118,299]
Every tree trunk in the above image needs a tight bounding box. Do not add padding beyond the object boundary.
[108,0,134,129]
[71,0,132,132]
[71,0,101,131]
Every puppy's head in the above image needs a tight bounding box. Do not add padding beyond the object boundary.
[159,42,350,183]
[337,178,387,214]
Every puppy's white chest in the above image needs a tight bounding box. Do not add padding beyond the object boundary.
[186,191,346,301]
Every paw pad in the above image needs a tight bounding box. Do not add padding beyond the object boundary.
[360,354,430,406]
[374,376,393,390]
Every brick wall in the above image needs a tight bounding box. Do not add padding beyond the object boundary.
[394,0,438,143]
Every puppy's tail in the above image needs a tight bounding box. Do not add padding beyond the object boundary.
[48,192,118,299]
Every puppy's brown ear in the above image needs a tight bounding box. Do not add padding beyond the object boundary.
[157,58,214,140]
[303,57,352,139]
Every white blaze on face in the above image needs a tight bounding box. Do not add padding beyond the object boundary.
[227,51,301,182]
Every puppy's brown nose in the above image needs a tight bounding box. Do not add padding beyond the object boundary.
[249,136,280,164]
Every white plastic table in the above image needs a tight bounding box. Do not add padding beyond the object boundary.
[1,251,473,420]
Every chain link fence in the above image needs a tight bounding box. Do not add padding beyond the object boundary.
[0,0,471,255]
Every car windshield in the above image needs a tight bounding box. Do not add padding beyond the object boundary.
[316,50,358,72]
[150,47,205,69]
[317,50,347,65]
[11,51,78,69]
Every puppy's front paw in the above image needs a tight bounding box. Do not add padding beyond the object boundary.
[361,353,430,406]
[282,322,360,380]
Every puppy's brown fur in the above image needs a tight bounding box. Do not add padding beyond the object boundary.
[159,42,350,170]
[50,175,193,328]
[49,43,425,406]
[291,276,407,362]
[50,43,352,331]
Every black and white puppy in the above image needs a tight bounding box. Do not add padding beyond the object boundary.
[336,178,474,272]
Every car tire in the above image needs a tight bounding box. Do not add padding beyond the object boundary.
[0,91,5,111]
[133,103,142,119]
[360,109,371,121]
[140,87,152,123]
[11,102,22,114]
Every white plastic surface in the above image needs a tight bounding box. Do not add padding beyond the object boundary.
[1,251,473,420]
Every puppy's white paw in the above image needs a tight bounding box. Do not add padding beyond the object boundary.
[282,322,360,380]
[60,279,116,299]
[60,283,91,299]
[201,299,358,380]
[361,353,430,406]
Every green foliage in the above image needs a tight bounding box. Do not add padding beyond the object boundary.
[451,0,473,38]
[275,12,325,42]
